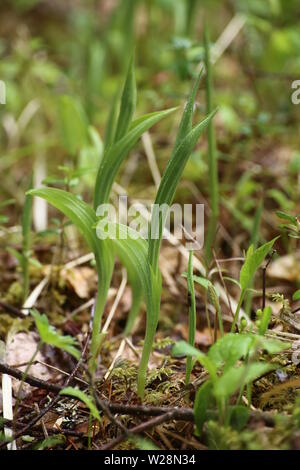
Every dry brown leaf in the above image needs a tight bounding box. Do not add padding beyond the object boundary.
[6,332,52,395]
[62,267,96,298]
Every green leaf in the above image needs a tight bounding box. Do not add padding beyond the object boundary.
[148,109,216,272]
[258,306,272,335]
[228,406,250,431]
[58,96,88,156]
[293,289,300,301]
[194,380,213,435]
[172,340,217,378]
[208,333,254,371]
[31,309,80,359]
[276,211,297,226]
[35,435,66,450]
[213,362,275,401]
[27,188,114,365]
[252,335,290,354]
[94,108,177,208]
[186,250,196,384]
[240,238,278,291]
[59,387,100,421]
[115,54,137,141]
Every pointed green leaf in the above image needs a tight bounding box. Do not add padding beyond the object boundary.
[194,380,213,435]
[115,54,137,141]
[240,237,279,291]
[59,387,100,421]
[31,309,80,359]
[148,110,217,271]
[94,108,177,208]
[213,362,275,401]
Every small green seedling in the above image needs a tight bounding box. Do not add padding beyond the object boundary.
[173,333,290,433]
[231,237,279,332]
[31,309,80,359]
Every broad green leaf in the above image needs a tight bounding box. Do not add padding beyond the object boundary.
[94,107,177,208]
[58,96,88,156]
[115,54,136,141]
[27,188,114,364]
[31,309,80,359]
[194,380,213,435]
[172,341,216,378]
[59,387,100,421]
[213,362,275,400]
[293,289,300,301]
[240,238,278,291]
[208,333,255,371]
[252,335,290,354]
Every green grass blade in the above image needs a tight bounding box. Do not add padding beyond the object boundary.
[148,110,217,273]
[94,107,177,209]
[115,54,137,142]
[186,250,196,384]
[104,89,121,149]
[204,23,219,263]
[174,70,203,151]
[245,199,263,314]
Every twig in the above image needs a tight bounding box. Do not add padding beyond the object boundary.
[0,301,26,318]
[99,411,181,450]
[0,334,90,449]
[0,362,61,393]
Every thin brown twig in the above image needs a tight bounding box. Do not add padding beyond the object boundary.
[99,411,181,450]
[0,334,90,449]
[0,362,61,393]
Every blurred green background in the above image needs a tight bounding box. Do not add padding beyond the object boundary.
[0,0,299,242]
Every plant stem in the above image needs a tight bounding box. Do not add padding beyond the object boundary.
[186,250,196,385]
[204,23,219,264]
[231,289,246,332]
[89,278,108,371]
